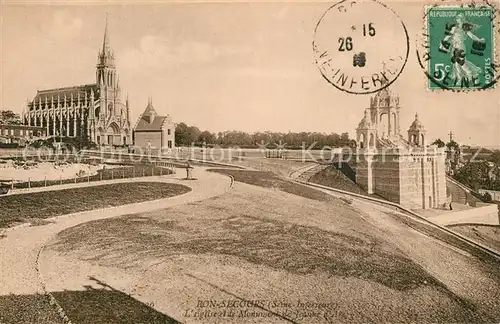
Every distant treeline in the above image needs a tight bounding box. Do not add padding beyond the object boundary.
[175,122,356,149]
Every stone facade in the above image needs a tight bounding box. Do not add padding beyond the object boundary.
[0,124,47,145]
[355,85,447,209]
[22,18,132,146]
[133,98,175,154]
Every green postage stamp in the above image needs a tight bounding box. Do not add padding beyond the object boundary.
[426,5,495,90]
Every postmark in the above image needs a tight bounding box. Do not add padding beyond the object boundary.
[416,2,499,91]
[313,0,409,94]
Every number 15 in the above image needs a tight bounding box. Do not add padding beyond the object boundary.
[363,23,376,37]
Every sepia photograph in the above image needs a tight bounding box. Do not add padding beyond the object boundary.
[0,0,499,323]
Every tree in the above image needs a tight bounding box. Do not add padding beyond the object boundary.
[0,110,21,125]
[488,150,500,165]
[199,131,216,144]
[173,121,353,148]
[483,192,492,202]
[431,138,445,148]
[453,161,492,191]
[175,122,189,146]
[186,126,201,145]
[446,140,460,151]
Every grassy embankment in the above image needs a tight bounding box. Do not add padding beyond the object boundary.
[0,182,191,229]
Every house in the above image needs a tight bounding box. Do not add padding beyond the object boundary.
[132,98,175,154]
[0,124,47,146]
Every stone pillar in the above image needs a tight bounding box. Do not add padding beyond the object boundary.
[431,157,437,208]
[73,113,77,137]
[34,101,39,126]
[58,113,62,137]
[420,157,426,209]
[366,156,373,194]
[80,108,85,139]
[90,121,95,142]
[387,109,392,137]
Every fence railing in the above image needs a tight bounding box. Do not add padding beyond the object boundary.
[3,164,176,191]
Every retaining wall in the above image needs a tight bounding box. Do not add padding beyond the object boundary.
[430,203,500,226]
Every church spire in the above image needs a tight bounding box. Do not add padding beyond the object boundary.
[97,14,115,85]
[102,14,110,55]
[98,14,114,66]
[126,93,130,123]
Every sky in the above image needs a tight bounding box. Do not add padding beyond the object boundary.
[1,0,499,147]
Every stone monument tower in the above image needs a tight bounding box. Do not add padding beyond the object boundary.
[355,86,447,209]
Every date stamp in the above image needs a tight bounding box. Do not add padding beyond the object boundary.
[417,3,498,90]
[313,0,409,94]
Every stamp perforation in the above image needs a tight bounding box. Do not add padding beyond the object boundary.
[418,1,499,92]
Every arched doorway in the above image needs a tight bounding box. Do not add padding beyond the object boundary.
[392,113,397,136]
[107,122,121,146]
[369,133,375,147]
[358,133,366,149]
[379,113,388,139]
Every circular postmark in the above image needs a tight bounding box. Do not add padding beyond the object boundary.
[313,0,409,94]
[416,0,500,91]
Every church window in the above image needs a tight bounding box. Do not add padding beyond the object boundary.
[108,103,113,115]
[167,128,171,135]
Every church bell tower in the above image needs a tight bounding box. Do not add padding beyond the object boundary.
[96,16,119,118]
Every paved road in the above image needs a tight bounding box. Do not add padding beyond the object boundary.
[0,167,232,297]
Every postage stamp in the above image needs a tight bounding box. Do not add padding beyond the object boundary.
[424,4,497,90]
[313,0,409,95]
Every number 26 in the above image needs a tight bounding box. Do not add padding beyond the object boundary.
[338,37,353,51]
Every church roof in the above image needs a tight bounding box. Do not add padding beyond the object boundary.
[134,98,172,132]
[135,116,167,131]
[357,109,373,129]
[33,84,100,103]
[143,100,156,116]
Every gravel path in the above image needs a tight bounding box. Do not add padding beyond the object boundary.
[0,167,232,323]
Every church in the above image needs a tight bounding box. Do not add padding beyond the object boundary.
[22,18,131,146]
[355,84,447,210]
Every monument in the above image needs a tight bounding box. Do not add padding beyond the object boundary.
[355,85,447,210]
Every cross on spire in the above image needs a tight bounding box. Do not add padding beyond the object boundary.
[448,131,454,142]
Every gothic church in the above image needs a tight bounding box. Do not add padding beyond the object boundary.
[23,18,131,146]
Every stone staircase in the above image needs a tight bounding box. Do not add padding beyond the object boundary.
[446,179,467,205]
[445,177,484,207]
